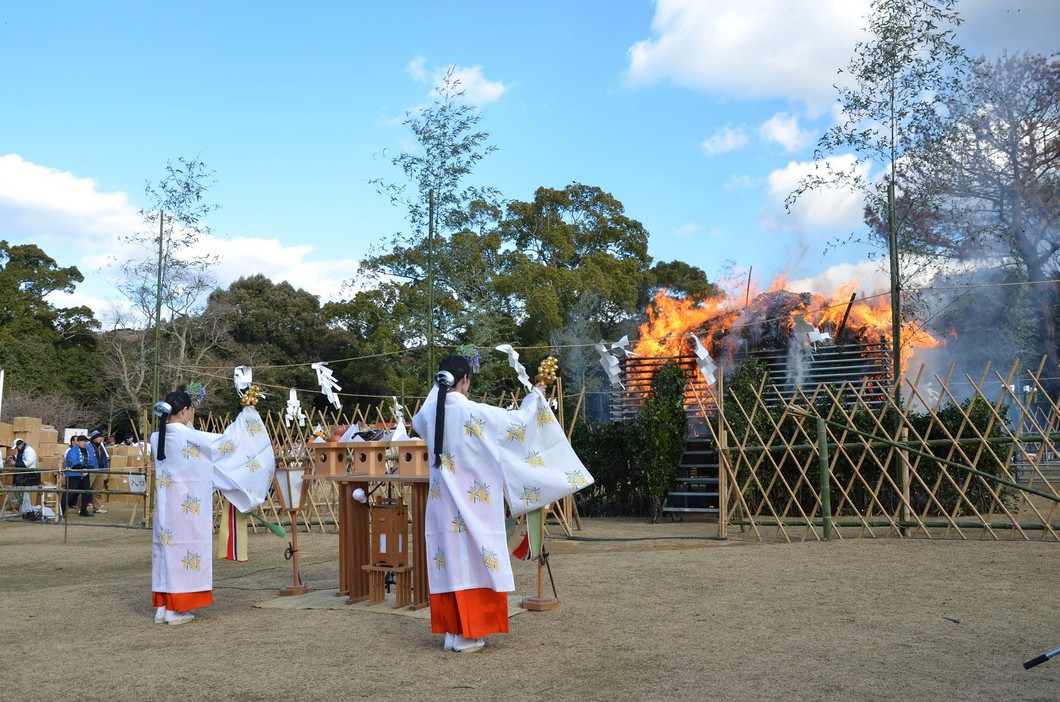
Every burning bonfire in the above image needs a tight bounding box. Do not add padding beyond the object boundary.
[634,279,941,380]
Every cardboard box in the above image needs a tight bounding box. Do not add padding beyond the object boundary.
[13,417,41,432]
[36,442,59,459]
[106,473,147,504]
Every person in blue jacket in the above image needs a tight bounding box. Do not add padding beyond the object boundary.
[86,429,110,515]
[63,435,92,516]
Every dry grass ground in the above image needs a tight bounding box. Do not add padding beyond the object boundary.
[0,504,1057,702]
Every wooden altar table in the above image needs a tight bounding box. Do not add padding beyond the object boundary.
[313,473,429,610]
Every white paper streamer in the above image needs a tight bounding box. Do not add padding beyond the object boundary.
[284,388,306,427]
[495,343,532,391]
[311,361,342,410]
[595,341,624,388]
[233,366,253,396]
[792,314,833,349]
[688,333,718,386]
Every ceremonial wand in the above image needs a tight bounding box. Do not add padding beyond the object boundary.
[1023,646,1060,670]
[523,356,561,611]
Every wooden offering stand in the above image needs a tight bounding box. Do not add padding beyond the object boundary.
[311,438,430,610]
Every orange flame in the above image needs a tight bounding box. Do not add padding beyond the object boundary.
[635,277,941,377]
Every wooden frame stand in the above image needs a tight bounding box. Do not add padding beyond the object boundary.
[362,564,413,607]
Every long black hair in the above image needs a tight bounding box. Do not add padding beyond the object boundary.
[155,390,193,461]
[433,355,472,467]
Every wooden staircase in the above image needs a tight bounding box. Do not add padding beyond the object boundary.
[662,436,719,515]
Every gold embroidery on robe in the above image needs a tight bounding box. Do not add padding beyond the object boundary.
[481,547,500,572]
[181,494,202,515]
[467,479,490,505]
[463,414,486,438]
[181,550,203,572]
[519,485,542,507]
[506,422,527,442]
[566,470,591,490]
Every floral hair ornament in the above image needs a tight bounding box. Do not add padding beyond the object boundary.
[186,382,207,408]
[455,344,481,373]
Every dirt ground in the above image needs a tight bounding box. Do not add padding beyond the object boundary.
[0,504,1057,702]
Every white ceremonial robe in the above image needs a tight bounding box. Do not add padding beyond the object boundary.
[151,407,276,596]
[411,388,594,595]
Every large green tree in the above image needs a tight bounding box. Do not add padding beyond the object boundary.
[496,183,651,345]
[206,275,355,416]
[0,241,102,412]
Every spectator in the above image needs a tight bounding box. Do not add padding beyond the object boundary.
[86,429,110,515]
[9,438,40,517]
[63,435,92,517]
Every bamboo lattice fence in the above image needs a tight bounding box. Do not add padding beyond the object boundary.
[710,358,1060,542]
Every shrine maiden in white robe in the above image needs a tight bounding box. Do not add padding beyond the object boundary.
[150,406,275,596]
[411,388,594,595]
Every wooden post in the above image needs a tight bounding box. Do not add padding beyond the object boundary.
[817,415,833,541]
[716,372,728,539]
[900,427,910,537]
[522,509,558,611]
[280,510,312,596]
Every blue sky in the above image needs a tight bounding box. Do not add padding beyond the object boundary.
[1,0,1056,323]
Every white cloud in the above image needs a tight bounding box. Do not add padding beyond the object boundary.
[700,125,747,156]
[0,154,361,319]
[627,0,867,114]
[197,235,358,303]
[957,0,1060,58]
[763,154,873,232]
[0,154,142,252]
[627,0,1055,116]
[760,112,813,152]
[438,64,505,107]
[723,173,754,192]
[674,222,699,237]
[407,56,427,81]
[410,58,506,108]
